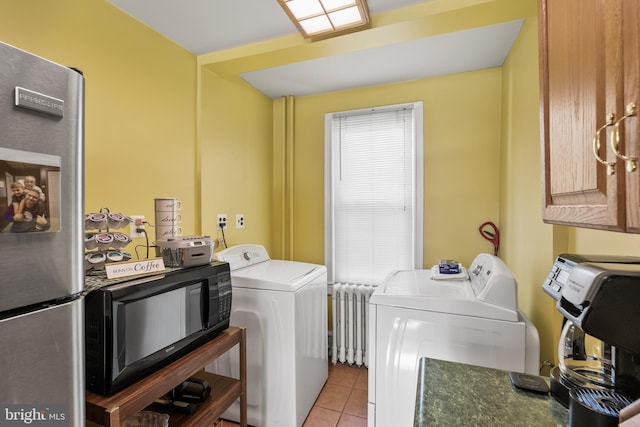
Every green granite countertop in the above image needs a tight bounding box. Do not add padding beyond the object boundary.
[414,357,569,426]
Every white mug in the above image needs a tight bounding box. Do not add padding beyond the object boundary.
[107,212,125,229]
[154,198,182,212]
[112,232,130,249]
[155,212,182,226]
[87,252,106,270]
[85,233,98,250]
[156,225,183,239]
[88,213,108,230]
[95,233,114,251]
[106,251,124,263]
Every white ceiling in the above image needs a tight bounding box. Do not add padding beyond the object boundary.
[106,0,525,99]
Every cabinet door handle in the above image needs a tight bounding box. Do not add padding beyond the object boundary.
[611,102,638,173]
[593,113,617,175]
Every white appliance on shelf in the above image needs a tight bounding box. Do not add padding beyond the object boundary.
[206,244,328,427]
[367,253,540,427]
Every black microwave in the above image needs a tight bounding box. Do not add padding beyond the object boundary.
[84,262,232,395]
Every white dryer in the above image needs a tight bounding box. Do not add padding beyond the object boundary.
[206,244,328,427]
[367,253,540,427]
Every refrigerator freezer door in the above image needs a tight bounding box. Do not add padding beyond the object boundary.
[0,41,84,311]
[0,299,84,426]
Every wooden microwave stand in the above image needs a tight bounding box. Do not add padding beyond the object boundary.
[86,326,247,427]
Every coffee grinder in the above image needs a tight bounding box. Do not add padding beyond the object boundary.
[543,254,640,425]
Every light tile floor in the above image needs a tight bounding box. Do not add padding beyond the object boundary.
[223,362,368,427]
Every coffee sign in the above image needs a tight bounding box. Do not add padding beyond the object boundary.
[105,258,165,279]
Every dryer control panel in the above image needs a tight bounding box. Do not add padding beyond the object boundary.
[468,253,517,313]
[214,244,270,271]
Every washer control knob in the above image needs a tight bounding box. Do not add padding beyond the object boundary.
[243,251,250,261]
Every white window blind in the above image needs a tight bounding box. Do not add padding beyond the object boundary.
[325,103,423,285]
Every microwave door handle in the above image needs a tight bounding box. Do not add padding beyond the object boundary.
[115,302,126,372]
[201,281,209,328]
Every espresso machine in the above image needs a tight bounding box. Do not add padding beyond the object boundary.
[543,254,640,425]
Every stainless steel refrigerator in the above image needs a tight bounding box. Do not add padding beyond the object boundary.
[0,41,84,426]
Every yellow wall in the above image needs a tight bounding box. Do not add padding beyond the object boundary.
[198,67,273,251]
[289,7,640,368]
[500,16,559,365]
[0,0,197,249]
[4,0,640,373]
[501,16,640,367]
[289,69,504,268]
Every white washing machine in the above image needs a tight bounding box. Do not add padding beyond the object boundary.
[367,253,540,427]
[206,244,328,427]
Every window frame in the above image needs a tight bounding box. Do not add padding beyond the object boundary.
[324,101,424,284]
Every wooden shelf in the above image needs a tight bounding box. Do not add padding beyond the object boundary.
[86,326,247,427]
[149,372,239,426]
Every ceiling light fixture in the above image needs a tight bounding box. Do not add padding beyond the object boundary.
[278,0,370,39]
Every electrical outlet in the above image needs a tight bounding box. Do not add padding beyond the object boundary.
[130,215,145,238]
[217,214,227,230]
[236,214,244,229]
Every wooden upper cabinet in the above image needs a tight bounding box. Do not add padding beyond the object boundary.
[622,1,640,232]
[538,0,640,232]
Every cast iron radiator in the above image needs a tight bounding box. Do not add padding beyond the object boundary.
[331,283,376,367]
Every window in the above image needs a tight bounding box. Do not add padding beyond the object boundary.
[325,102,423,285]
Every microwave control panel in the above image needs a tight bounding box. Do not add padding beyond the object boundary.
[214,266,233,323]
